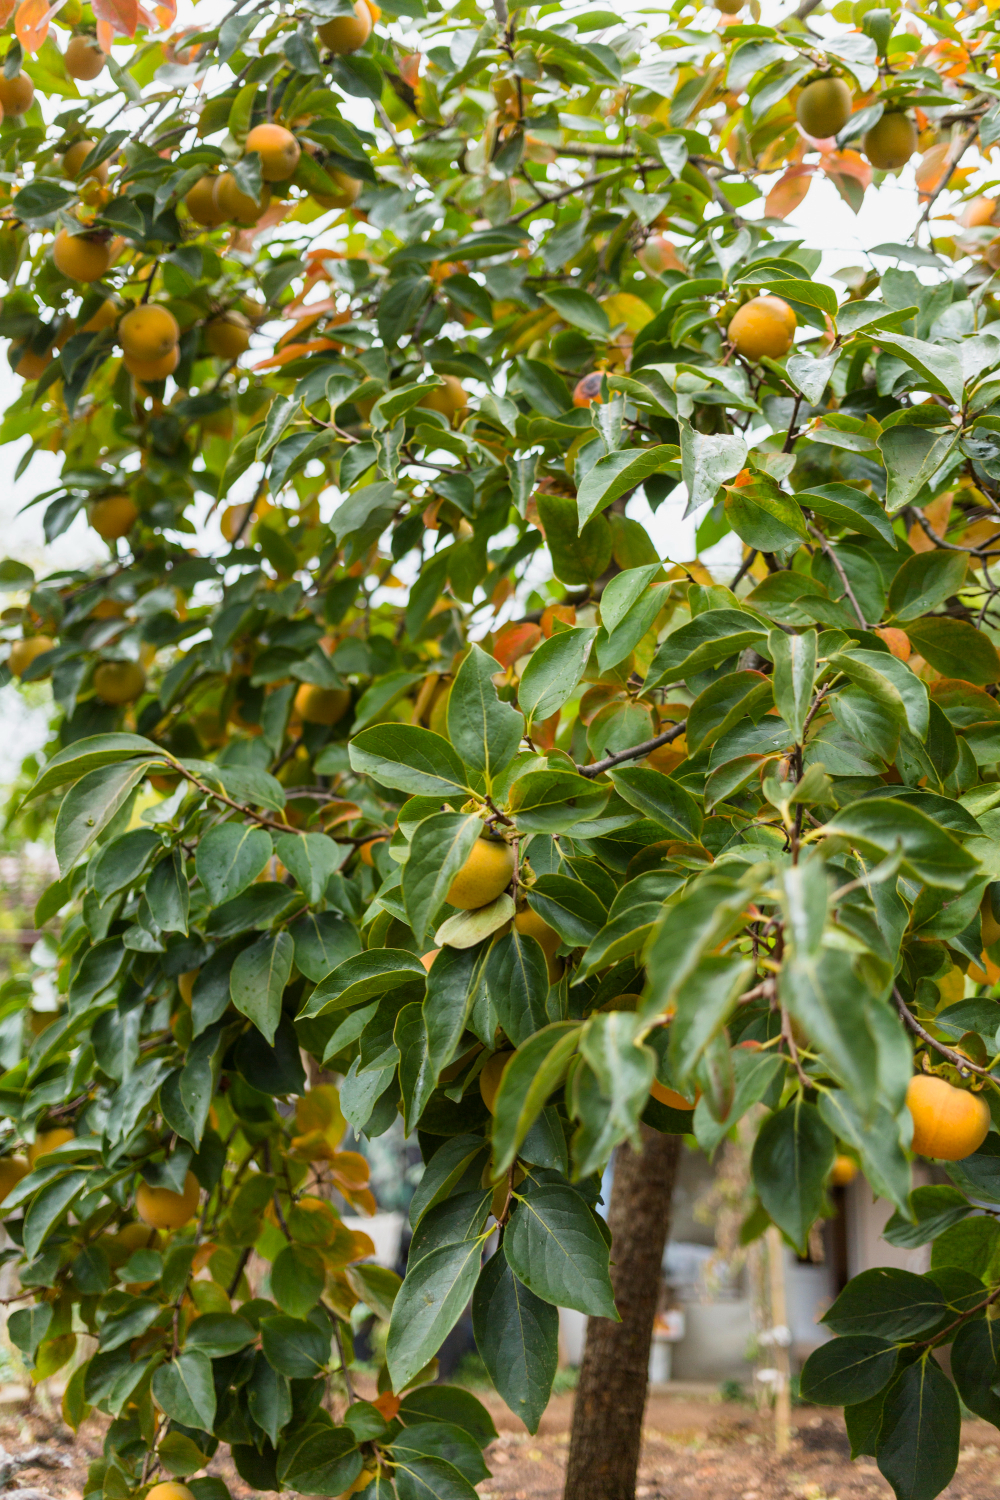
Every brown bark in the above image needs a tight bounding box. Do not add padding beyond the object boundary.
[562,1126,682,1500]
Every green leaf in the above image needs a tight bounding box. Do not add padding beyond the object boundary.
[903,617,1000,685]
[403,812,483,945]
[882,1186,973,1248]
[608,766,703,840]
[505,1183,617,1318]
[28,733,161,801]
[780,952,878,1108]
[887,550,968,622]
[396,1002,433,1134]
[576,445,680,528]
[195,823,273,906]
[823,1268,945,1339]
[344,1262,402,1322]
[929,1215,1000,1279]
[670,953,753,1083]
[152,1350,217,1432]
[492,1023,582,1174]
[386,1240,485,1392]
[23,1170,87,1261]
[540,287,609,338]
[818,1091,910,1214]
[644,872,756,1018]
[277,1425,362,1494]
[769,628,815,743]
[447,644,524,784]
[349,724,470,797]
[537,494,613,586]
[799,1336,898,1406]
[486,930,550,1046]
[184,1313,255,1357]
[876,1357,960,1500]
[393,1454,479,1500]
[874,333,964,403]
[645,609,768,686]
[951,1317,1000,1429]
[260,1315,331,1378]
[508,770,609,835]
[751,1100,835,1253]
[725,477,807,552]
[680,426,747,513]
[693,1049,785,1156]
[524,875,607,947]
[146,850,189,935]
[472,1248,558,1435]
[877,425,960,515]
[819,798,978,890]
[518,628,597,727]
[397,1386,497,1447]
[798,484,897,547]
[391,1421,488,1487]
[304,949,426,1017]
[8,1304,52,1360]
[423,944,481,1095]
[54,760,153,874]
[289,911,361,984]
[230,931,294,1045]
[275,832,345,904]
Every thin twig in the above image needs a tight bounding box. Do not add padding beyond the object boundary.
[805,522,868,629]
[894,986,995,1079]
[578,720,686,779]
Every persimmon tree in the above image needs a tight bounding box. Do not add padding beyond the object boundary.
[7,0,1000,1496]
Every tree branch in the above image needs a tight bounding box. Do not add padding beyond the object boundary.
[577,720,686,779]
[893,986,995,1080]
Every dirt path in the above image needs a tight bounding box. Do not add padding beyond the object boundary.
[476,1392,1000,1499]
[3,1391,1000,1499]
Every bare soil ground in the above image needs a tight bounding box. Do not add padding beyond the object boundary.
[3,1390,1000,1500]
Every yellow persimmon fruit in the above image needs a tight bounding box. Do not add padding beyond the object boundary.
[796,77,852,139]
[124,346,180,382]
[0,73,34,115]
[0,1157,28,1205]
[80,298,119,333]
[115,1222,160,1253]
[119,304,179,361]
[93,660,146,704]
[63,139,108,182]
[215,173,271,225]
[418,375,467,422]
[863,112,918,170]
[294,684,351,726]
[728,295,796,361]
[313,170,362,210]
[135,1171,200,1229]
[9,637,54,677]
[514,907,562,981]
[12,344,51,379]
[638,235,685,277]
[906,1074,990,1161]
[90,493,137,539]
[146,1482,195,1500]
[27,1128,75,1167]
[830,1154,858,1186]
[318,1,372,52]
[185,175,227,227]
[64,35,106,79]
[204,310,251,359]
[53,229,111,282]
[245,123,301,182]
[446,837,515,910]
[963,196,998,229]
[479,1052,512,1114]
[715,0,743,11]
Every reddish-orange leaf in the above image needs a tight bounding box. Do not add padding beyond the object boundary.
[541,604,575,638]
[16,0,53,54]
[492,621,542,668]
[153,0,174,24]
[251,338,340,370]
[0,0,17,27]
[93,0,138,38]
[819,149,871,188]
[764,166,814,221]
[96,15,113,50]
[915,142,951,198]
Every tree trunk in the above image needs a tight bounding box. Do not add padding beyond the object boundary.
[562,1126,682,1500]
